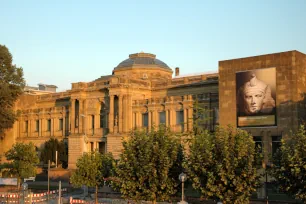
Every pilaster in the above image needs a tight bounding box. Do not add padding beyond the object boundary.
[119,95,123,133]
[109,95,114,133]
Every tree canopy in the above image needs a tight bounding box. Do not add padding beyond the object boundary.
[184,126,259,204]
[116,126,183,204]
[0,45,25,138]
[70,152,115,203]
[40,138,68,168]
[271,125,306,202]
[5,142,39,188]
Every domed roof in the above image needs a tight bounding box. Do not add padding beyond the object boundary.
[114,52,171,71]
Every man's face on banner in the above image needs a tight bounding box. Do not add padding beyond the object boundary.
[244,90,265,114]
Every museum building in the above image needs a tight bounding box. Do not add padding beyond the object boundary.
[0,50,305,169]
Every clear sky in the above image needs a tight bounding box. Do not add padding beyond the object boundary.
[1,0,306,91]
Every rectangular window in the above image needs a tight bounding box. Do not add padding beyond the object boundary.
[176,110,184,125]
[35,120,39,132]
[59,119,63,131]
[142,113,148,127]
[272,136,282,156]
[90,142,94,152]
[47,119,51,131]
[92,115,95,129]
[159,111,166,124]
[253,136,263,153]
[25,121,28,132]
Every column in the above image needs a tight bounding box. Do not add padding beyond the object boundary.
[148,111,152,131]
[28,119,32,137]
[119,95,123,133]
[109,95,114,133]
[165,109,169,127]
[62,113,65,137]
[171,109,176,131]
[70,99,75,134]
[79,99,84,134]
[154,110,159,127]
[52,117,55,137]
[127,95,133,131]
[123,96,128,132]
[184,109,188,132]
[40,119,43,137]
[188,108,193,131]
[136,112,141,128]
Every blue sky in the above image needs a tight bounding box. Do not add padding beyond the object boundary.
[1,0,306,91]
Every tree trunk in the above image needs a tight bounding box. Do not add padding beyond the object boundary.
[95,184,98,204]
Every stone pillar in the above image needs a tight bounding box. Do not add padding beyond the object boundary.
[165,109,169,127]
[136,112,141,128]
[148,111,152,131]
[52,117,55,137]
[39,119,43,137]
[123,95,128,132]
[188,108,193,131]
[154,110,159,127]
[70,99,75,134]
[184,108,188,132]
[79,99,84,134]
[127,95,133,132]
[109,95,114,133]
[119,95,123,133]
[170,109,175,131]
[28,119,31,137]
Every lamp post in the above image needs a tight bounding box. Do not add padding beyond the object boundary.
[21,182,28,204]
[264,164,271,204]
[178,172,188,204]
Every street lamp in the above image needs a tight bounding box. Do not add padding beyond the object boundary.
[21,182,28,204]
[178,172,188,204]
[264,164,271,204]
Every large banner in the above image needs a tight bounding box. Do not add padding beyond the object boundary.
[236,68,276,127]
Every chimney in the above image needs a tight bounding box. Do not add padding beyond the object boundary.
[175,67,180,76]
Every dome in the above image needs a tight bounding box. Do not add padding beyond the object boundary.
[114,52,172,71]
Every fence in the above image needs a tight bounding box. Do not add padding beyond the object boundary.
[0,188,67,203]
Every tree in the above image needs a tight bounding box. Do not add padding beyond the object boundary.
[184,126,259,203]
[116,126,182,204]
[5,142,39,188]
[271,125,306,202]
[40,138,68,168]
[0,45,25,138]
[70,152,115,204]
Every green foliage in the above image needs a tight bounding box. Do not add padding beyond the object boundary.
[0,45,25,137]
[70,152,115,202]
[116,126,182,203]
[70,152,115,187]
[4,142,39,186]
[271,125,306,202]
[192,99,213,134]
[40,138,68,168]
[184,126,259,204]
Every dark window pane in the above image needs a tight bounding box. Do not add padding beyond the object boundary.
[36,120,39,132]
[59,119,63,131]
[47,119,51,131]
[159,111,166,124]
[143,113,148,127]
[253,136,262,152]
[176,110,184,125]
[272,136,282,156]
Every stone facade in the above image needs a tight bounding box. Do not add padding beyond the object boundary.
[0,52,219,168]
[219,50,306,163]
[2,50,304,169]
